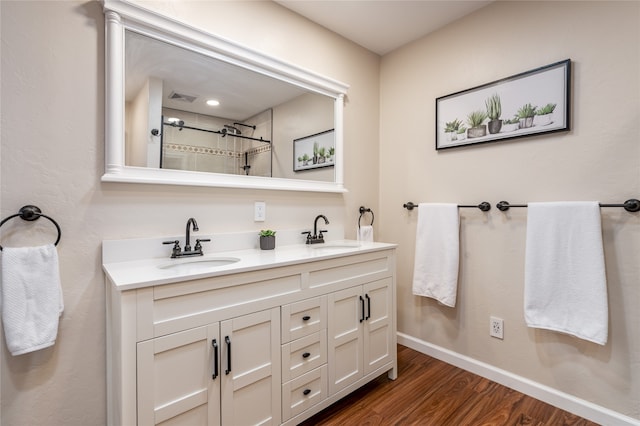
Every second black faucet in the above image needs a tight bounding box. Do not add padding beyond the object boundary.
[302,214,330,244]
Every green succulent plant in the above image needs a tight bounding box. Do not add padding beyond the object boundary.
[485,93,502,120]
[444,119,463,132]
[503,117,519,125]
[536,103,557,115]
[467,110,488,128]
[456,125,467,134]
[259,229,276,237]
[517,103,537,118]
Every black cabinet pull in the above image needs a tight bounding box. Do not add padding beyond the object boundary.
[211,339,219,380]
[365,294,371,320]
[303,389,311,396]
[359,296,365,323]
[302,352,311,359]
[302,315,311,321]
[225,336,231,375]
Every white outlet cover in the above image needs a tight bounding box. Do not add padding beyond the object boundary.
[254,201,266,222]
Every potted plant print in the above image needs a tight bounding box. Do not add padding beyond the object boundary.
[534,103,556,126]
[444,119,463,142]
[517,103,537,129]
[485,93,502,134]
[466,110,488,138]
[502,117,519,132]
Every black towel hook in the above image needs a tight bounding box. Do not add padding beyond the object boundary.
[358,206,375,229]
[0,205,61,250]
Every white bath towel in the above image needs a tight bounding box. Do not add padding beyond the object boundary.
[357,225,374,242]
[524,202,608,345]
[412,203,459,307]
[1,244,64,355]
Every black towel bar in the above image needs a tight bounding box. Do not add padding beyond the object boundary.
[497,199,640,212]
[403,201,491,212]
[0,205,61,250]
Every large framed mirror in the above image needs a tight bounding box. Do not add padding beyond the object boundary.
[103,0,349,192]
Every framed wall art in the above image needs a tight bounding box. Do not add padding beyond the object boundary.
[293,129,335,171]
[436,59,571,150]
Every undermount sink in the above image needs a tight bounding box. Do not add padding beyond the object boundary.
[310,242,361,250]
[158,256,241,272]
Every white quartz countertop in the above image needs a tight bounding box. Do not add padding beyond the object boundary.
[103,240,396,291]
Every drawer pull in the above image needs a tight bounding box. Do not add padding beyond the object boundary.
[302,352,311,359]
[303,389,311,396]
[302,315,311,321]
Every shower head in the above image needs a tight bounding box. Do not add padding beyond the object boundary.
[223,124,241,135]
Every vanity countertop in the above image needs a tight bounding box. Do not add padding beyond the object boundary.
[103,240,396,291]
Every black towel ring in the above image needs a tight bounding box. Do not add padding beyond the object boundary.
[358,206,375,229]
[0,205,61,250]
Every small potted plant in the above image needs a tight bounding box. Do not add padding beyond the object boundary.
[485,93,502,134]
[444,119,462,141]
[502,117,519,132]
[466,110,488,138]
[259,229,276,250]
[534,103,556,126]
[517,103,537,129]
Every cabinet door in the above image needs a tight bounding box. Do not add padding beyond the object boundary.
[327,286,364,395]
[220,308,281,426]
[363,278,393,375]
[137,324,220,426]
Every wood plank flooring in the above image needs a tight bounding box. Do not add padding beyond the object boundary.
[298,345,600,426]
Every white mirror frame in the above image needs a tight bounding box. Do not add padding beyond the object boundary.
[103,0,349,193]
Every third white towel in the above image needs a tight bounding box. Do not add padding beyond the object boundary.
[412,203,460,307]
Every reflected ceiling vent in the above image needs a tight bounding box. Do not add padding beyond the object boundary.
[168,91,197,103]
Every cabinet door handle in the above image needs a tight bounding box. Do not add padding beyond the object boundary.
[302,315,311,321]
[225,336,231,375]
[211,339,219,380]
[302,352,311,359]
[303,389,311,396]
[365,294,371,320]
[359,296,365,323]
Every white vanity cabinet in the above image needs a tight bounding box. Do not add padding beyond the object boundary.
[105,244,396,426]
[328,278,394,395]
[136,308,280,425]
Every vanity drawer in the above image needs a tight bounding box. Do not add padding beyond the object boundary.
[282,365,327,422]
[282,330,327,382]
[281,296,327,343]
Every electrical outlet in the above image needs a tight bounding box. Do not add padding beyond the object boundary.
[254,201,266,222]
[490,316,504,339]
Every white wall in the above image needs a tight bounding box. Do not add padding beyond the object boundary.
[378,1,639,420]
[0,2,379,425]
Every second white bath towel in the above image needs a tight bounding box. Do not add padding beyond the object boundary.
[412,203,459,307]
[524,202,608,345]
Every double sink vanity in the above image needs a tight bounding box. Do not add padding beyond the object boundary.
[101,1,396,424]
[103,230,397,425]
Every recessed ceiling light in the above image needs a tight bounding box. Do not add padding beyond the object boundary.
[167,117,181,123]
[206,99,220,106]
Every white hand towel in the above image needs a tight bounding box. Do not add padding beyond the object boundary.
[357,225,374,242]
[412,203,459,307]
[1,244,64,355]
[524,202,608,345]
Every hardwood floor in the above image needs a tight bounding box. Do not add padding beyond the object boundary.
[298,345,600,426]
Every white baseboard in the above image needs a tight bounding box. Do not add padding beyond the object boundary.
[397,332,640,426]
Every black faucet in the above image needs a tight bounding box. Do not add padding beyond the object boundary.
[302,214,330,244]
[163,217,210,258]
[184,217,198,252]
